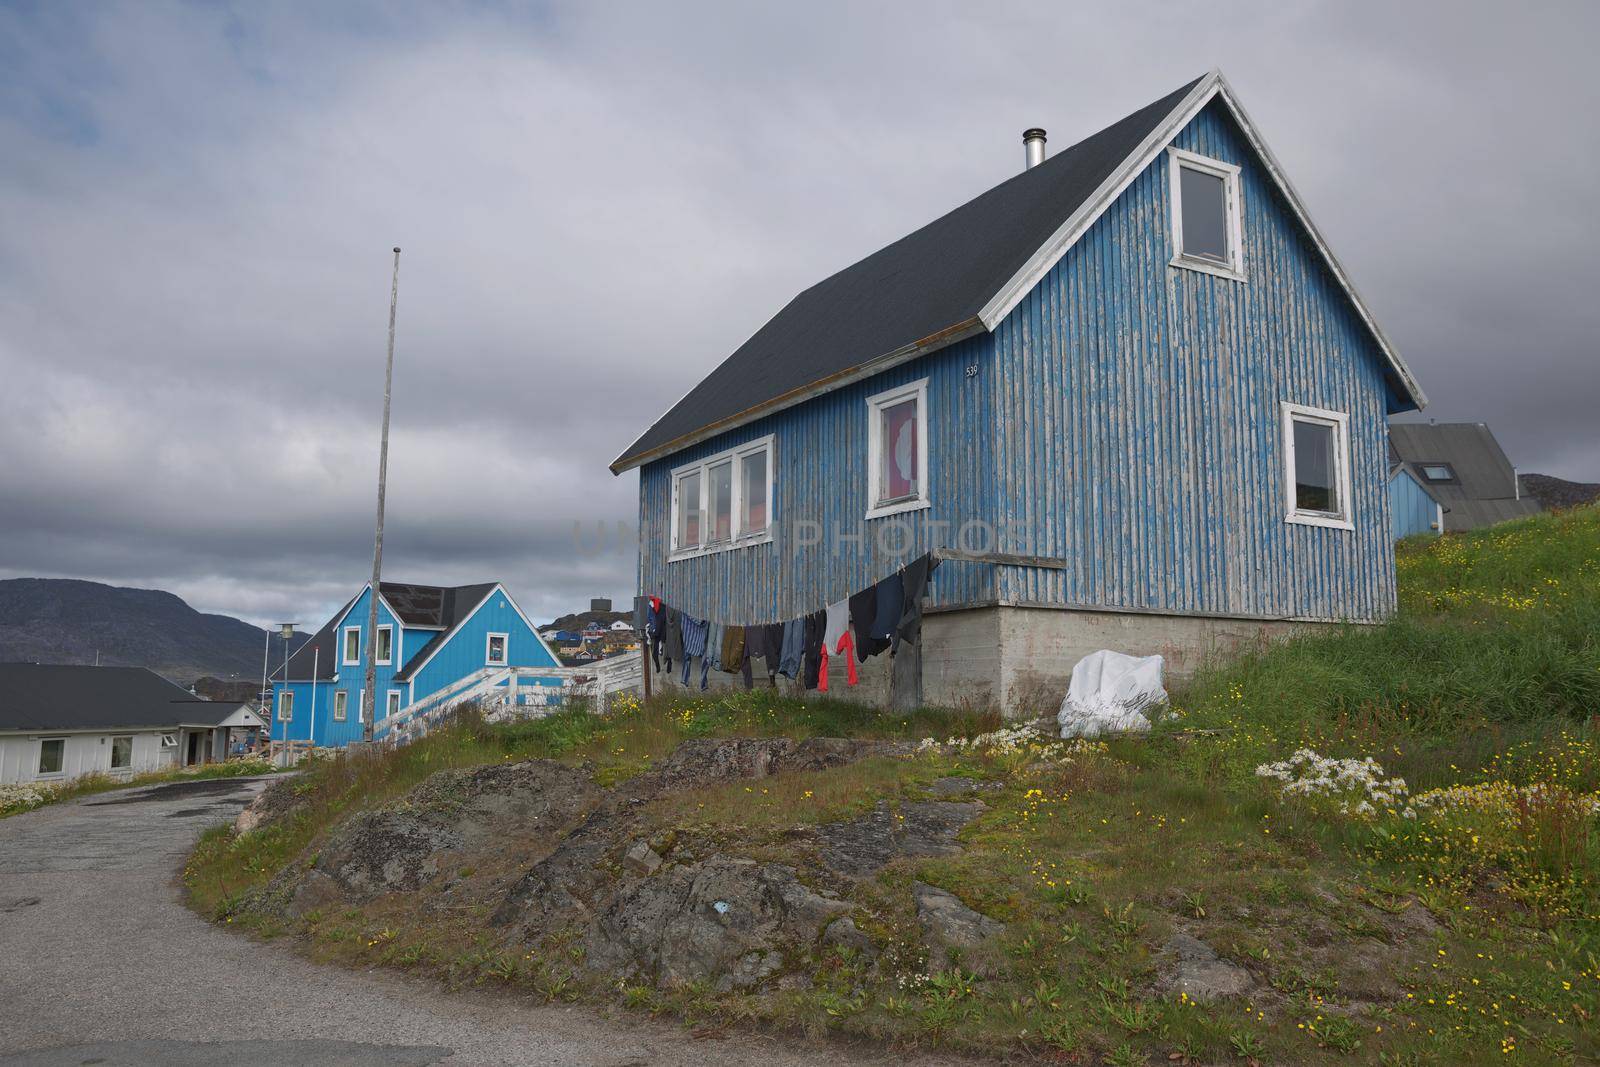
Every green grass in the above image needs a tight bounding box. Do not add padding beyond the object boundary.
[1,756,281,819]
[188,506,1600,1065]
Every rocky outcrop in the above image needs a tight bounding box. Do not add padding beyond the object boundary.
[1156,932,1254,1002]
[583,857,853,992]
[809,800,983,878]
[233,776,306,835]
[255,760,601,916]
[255,736,997,994]
[913,882,1004,969]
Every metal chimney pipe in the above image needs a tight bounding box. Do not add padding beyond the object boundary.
[1023,128,1047,170]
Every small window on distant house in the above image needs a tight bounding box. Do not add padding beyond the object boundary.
[486,632,509,666]
[375,625,393,665]
[110,735,133,770]
[1169,147,1244,279]
[668,435,776,558]
[866,378,930,519]
[332,690,349,722]
[38,738,65,776]
[1420,463,1456,483]
[342,627,361,666]
[386,690,402,719]
[277,690,295,721]
[1282,402,1353,530]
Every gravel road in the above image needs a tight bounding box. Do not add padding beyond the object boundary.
[0,775,958,1066]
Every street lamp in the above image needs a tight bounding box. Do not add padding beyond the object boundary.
[276,623,296,757]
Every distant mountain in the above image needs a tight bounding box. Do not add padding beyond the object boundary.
[1520,473,1600,511]
[0,578,308,687]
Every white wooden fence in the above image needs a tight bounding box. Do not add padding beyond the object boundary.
[374,651,643,746]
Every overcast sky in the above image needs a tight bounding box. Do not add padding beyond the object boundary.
[1,1,1596,629]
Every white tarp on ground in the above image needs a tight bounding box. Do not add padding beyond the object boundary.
[1057,650,1167,738]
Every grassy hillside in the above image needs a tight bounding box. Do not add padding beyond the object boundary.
[189,507,1599,1066]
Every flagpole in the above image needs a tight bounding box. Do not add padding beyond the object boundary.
[363,247,401,742]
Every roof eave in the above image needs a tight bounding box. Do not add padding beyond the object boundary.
[609,315,986,474]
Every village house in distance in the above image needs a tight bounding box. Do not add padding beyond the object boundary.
[270,581,558,747]
[0,663,265,785]
[612,70,1427,714]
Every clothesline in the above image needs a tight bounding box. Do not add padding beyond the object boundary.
[644,553,939,693]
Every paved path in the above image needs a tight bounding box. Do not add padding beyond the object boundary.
[0,777,956,1067]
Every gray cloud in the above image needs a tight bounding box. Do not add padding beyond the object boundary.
[2,0,1596,627]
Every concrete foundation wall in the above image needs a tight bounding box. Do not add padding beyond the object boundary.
[994,606,1318,718]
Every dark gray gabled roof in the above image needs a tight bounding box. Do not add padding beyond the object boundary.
[611,76,1205,472]
[613,71,1429,474]
[0,663,257,732]
[1388,422,1543,532]
[1389,423,1526,504]
[271,582,499,683]
[392,584,499,682]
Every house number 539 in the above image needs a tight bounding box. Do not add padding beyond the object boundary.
[965,363,979,378]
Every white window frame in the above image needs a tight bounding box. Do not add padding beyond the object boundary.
[865,377,931,520]
[386,689,403,719]
[1168,147,1246,281]
[37,737,66,778]
[357,689,366,724]
[342,626,361,666]
[485,632,509,666]
[668,433,777,560]
[374,624,394,666]
[277,690,295,721]
[110,735,133,771]
[332,689,349,722]
[1281,401,1354,531]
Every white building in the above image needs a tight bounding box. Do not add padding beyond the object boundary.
[0,663,265,786]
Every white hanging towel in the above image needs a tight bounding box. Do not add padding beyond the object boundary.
[1057,650,1167,738]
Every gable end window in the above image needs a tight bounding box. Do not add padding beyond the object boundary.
[866,378,930,520]
[342,626,361,666]
[1282,402,1353,530]
[669,435,776,560]
[1168,147,1245,280]
[375,625,393,665]
[486,632,509,666]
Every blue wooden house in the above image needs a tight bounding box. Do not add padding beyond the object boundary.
[269,581,558,747]
[611,71,1428,713]
[1389,464,1443,540]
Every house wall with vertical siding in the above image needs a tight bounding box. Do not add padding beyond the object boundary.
[989,100,1398,622]
[636,98,1401,632]
[405,588,557,702]
[1390,469,1440,540]
[637,333,999,624]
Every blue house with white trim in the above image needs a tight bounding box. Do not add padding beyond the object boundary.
[1389,464,1443,540]
[269,581,558,747]
[612,71,1428,713]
